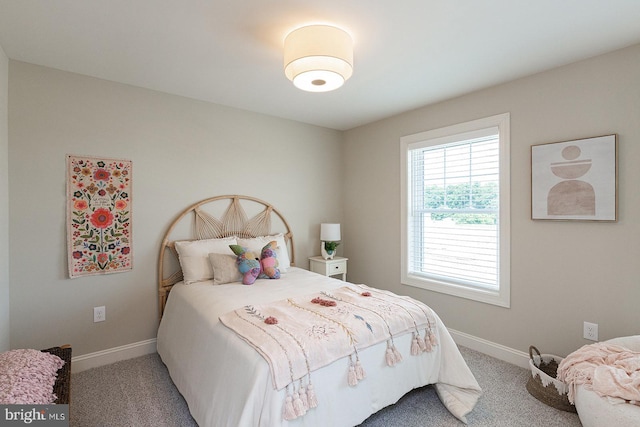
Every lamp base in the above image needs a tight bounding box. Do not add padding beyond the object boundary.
[321,243,336,260]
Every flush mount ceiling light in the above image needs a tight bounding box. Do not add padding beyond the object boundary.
[284,25,353,93]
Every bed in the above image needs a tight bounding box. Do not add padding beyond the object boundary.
[156,195,481,426]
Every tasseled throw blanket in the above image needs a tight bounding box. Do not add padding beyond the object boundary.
[557,342,640,406]
[219,284,438,421]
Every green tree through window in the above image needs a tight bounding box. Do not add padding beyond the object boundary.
[425,182,497,224]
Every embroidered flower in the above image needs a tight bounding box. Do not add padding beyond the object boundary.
[264,316,278,325]
[93,168,110,181]
[361,292,372,297]
[90,208,114,229]
[74,200,88,210]
[307,323,336,339]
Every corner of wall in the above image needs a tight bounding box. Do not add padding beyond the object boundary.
[0,45,10,351]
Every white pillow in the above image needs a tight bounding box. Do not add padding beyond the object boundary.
[237,233,291,272]
[174,237,237,284]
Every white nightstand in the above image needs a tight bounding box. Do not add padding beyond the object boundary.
[309,256,348,281]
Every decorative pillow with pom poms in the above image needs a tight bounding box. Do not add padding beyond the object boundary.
[230,241,280,285]
[259,241,280,280]
[229,245,261,285]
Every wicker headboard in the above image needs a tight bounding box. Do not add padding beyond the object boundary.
[158,195,295,320]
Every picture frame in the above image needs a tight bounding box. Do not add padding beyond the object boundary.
[531,134,617,221]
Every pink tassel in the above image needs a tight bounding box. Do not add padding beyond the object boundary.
[424,339,433,352]
[417,334,427,352]
[299,385,309,411]
[411,334,420,356]
[422,330,432,352]
[355,360,366,380]
[429,330,438,346]
[385,347,396,366]
[293,392,306,417]
[392,345,403,363]
[307,383,318,408]
[283,394,297,420]
[348,365,358,386]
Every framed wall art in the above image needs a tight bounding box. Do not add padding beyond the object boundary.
[531,134,617,221]
[67,155,133,278]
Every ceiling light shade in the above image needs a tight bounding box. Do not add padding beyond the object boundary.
[284,25,353,92]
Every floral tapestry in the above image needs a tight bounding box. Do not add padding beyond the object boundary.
[67,155,132,278]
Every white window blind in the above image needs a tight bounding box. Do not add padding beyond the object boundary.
[408,131,499,290]
[401,113,510,307]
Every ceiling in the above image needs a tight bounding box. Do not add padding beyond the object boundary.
[1,1,640,131]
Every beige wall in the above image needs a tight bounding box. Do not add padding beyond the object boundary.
[7,45,639,360]
[8,61,344,356]
[343,44,640,357]
[0,45,9,351]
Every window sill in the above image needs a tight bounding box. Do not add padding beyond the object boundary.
[401,273,510,308]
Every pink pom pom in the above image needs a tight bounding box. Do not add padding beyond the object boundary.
[264,316,278,325]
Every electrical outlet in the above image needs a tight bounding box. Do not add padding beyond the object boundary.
[583,321,598,341]
[93,306,106,323]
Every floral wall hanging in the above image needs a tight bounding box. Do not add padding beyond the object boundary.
[67,155,132,278]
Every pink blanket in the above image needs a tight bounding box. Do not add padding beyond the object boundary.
[557,342,640,405]
[220,284,437,390]
[219,284,439,420]
[0,349,64,404]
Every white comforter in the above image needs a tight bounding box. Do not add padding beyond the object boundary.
[157,268,481,426]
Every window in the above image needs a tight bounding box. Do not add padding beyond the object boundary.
[400,113,510,307]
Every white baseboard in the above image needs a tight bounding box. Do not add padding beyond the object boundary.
[71,338,157,373]
[448,328,530,369]
[69,331,527,374]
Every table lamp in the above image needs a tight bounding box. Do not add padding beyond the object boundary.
[320,223,341,260]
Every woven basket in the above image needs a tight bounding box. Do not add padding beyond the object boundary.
[526,345,576,413]
[41,345,72,405]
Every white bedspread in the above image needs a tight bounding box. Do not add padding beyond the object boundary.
[157,268,481,426]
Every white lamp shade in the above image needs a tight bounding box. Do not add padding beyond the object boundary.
[320,223,341,241]
[284,25,353,92]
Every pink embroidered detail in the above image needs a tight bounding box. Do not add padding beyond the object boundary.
[361,292,371,297]
[264,316,278,325]
[311,297,336,307]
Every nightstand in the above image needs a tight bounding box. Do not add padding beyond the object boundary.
[309,256,348,281]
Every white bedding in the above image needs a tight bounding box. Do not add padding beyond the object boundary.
[157,268,481,426]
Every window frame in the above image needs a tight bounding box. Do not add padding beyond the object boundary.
[400,113,511,308]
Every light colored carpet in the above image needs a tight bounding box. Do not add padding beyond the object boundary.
[70,346,582,426]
